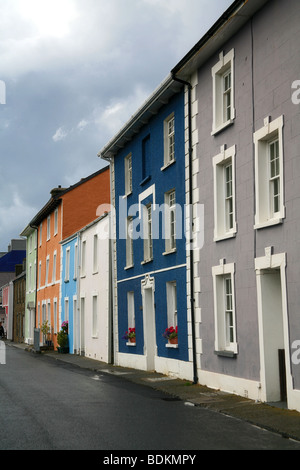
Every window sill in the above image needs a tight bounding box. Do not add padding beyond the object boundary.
[126,342,136,347]
[214,350,237,358]
[141,259,153,265]
[124,264,134,271]
[211,118,234,136]
[162,248,177,256]
[214,230,237,242]
[123,191,132,199]
[254,216,284,230]
[161,160,176,172]
[165,343,178,349]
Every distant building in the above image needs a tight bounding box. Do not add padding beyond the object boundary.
[27,167,110,350]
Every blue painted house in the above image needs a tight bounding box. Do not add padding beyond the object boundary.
[60,234,78,354]
[99,75,195,380]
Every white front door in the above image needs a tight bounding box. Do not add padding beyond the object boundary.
[141,276,156,371]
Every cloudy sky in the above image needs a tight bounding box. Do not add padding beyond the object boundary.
[0,0,232,252]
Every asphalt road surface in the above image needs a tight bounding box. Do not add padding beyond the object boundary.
[0,345,300,451]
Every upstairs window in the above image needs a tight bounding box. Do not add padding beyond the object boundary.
[254,115,285,229]
[213,145,237,241]
[165,190,176,253]
[163,113,175,167]
[212,49,235,135]
[126,217,134,268]
[124,153,132,196]
[47,216,51,241]
[143,204,153,263]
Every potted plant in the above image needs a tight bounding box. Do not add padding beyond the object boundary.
[122,327,136,344]
[163,326,178,345]
[57,321,69,353]
[41,320,52,347]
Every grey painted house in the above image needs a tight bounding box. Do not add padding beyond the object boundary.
[171,0,300,411]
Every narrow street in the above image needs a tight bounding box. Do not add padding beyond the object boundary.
[0,345,300,451]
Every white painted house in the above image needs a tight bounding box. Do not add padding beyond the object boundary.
[77,213,112,363]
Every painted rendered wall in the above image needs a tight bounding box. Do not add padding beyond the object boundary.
[79,216,111,363]
[36,203,62,348]
[194,0,300,402]
[113,90,190,375]
[60,235,78,354]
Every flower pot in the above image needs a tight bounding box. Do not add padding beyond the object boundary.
[168,337,178,345]
[129,337,136,343]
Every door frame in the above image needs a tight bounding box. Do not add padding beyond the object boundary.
[141,275,156,371]
[255,249,292,405]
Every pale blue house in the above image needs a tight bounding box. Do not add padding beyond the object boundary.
[60,234,78,354]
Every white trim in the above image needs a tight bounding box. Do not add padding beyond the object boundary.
[212,261,238,355]
[255,249,297,409]
[117,263,186,284]
[213,144,237,241]
[211,49,235,135]
[254,115,285,229]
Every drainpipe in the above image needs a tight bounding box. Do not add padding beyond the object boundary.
[171,73,198,384]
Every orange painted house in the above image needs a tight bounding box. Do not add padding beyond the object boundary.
[29,167,110,349]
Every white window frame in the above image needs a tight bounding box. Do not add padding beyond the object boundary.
[162,113,175,168]
[64,297,69,323]
[45,256,50,286]
[254,115,285,229]
[93,234,98,274]
[47,216,51,241]
[212,261,238,355]
[47,300,51,326]
[164,190,177,253]
[53,298,58,334]
[125,153,133,196]
[38,261,42,289]
[166,281,177,328]
[81,239,86,277]
[211,49,235,135]
[213,145,237,241]
[65,248,70,282]
[39,223,42,246]
[74,243,78,280]
[52,251,57,284]
[125,216,134,268]
[143,204,153,263]
[92,294,98,338]
[54,208,58,236]
[127,291,135,330]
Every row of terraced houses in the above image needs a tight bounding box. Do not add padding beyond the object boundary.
[2,0,300,412]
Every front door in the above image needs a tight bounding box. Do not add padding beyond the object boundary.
[141,276,156,371]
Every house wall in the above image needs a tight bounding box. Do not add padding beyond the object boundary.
[194,0,300,404]
[60,235,78,354]
[61,167,110,240]
[24,229,37,344]
[36,203,62,348]
[79,216,110,363]
[113,90,191,378]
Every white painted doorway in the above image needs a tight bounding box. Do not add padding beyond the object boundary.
[141,275,156,371]
[255,250,291,405]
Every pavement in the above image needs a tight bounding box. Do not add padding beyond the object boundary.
[6,340,300,444]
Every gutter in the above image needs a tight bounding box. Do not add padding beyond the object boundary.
[171,73,198,385]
